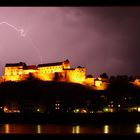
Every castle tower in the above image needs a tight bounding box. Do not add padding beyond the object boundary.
[63,59,70,69]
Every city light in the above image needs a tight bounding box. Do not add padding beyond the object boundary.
[4,107,8,113]
[103,107,109,112]
[73,109,79,113]
[138,107,140,112]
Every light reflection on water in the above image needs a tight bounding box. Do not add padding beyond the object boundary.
[136,124,140,133]
[37,125,41,134]
[103,125,109,134]
[72,125,80,134]
[0,123,140,134]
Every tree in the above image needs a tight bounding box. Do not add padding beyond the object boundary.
[100,73,108,79]
[53,72,59,81]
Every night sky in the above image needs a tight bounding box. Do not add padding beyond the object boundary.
[0,7,139,77]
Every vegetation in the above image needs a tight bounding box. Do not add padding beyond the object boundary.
[0,74,140,113]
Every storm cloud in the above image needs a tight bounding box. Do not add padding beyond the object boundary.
[0,7,139,77]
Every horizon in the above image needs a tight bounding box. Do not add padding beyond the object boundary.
[0,7,139,77]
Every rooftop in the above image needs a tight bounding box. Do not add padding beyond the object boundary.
[38,62,63,67]
[5,62,26,67]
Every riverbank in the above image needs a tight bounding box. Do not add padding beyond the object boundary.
[0,112,140,124]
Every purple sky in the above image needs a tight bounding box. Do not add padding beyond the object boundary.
[0,7,139,77]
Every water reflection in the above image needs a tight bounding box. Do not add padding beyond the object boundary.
[136,124,140,133]
[0,123,139,134]
[5,124,9,134]
[103,125,109,134]
[72,125,80,134]
[37,125,41,134]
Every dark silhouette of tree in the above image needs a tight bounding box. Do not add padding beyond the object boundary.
[109,76,115,82]
[27,73,39,81]
[129,76,135,82]
[100,73,108,79]
[53,72,59,81]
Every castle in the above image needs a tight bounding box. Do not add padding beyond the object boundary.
[1,59,109,90]
[3,59,86,83]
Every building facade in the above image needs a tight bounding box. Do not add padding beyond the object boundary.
[2,59,86,84]
[1,59,110,90]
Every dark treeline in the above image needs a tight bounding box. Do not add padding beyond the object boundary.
[0,77,97,113]
[0,74,140,113]
[106,74,140,109]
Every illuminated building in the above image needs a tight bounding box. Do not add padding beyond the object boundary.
[2,59,86,84]
[132,79,140,87]
[1,59,109,90]
[93,78,109,90]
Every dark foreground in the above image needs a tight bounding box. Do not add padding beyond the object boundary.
[0,134,140,140]
[1,112,140,139]
[0,112,140,124]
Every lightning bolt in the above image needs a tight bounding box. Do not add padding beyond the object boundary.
[0,21,43,63]
[0,22,26,37]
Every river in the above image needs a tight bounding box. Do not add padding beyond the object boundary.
[0,123,140,134]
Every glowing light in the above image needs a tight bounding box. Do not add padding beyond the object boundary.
[136,124,140,133]
[81,109,87,113]
[95,80,102,86]
[103,107,109,112]
[0,21,43,63]
[37,108,40,112]
[133,79,140,87]
[37,125,41,134]
[138,107,140,112]
[5,124,9,134]
[72,126,80,134]
[4,106,8,113]
[73,109,79,113]
[103,125,109,134]
[111,101,113,103]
